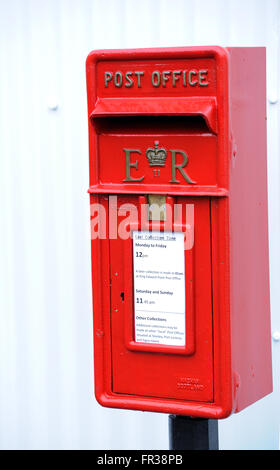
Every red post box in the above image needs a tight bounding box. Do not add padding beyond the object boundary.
[86,46,272,418]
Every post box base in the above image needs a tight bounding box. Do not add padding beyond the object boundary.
[169,415,219,450]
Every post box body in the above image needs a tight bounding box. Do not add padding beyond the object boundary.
[86,46,272,418]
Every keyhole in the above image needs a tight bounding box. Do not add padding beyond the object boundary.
[120,292,125,302]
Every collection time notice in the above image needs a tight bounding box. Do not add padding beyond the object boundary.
[133,231,186,347]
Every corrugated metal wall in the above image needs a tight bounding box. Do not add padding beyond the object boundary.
[0,0,279,450]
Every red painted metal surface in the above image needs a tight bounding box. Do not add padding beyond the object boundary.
[110,196,212,402]
[86,46,272,418]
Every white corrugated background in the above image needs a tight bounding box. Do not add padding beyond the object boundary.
[0,0,279,450]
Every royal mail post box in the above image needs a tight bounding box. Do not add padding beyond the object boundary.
[86,46,272,418]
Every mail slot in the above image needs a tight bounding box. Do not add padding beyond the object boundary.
[86,46,272,418]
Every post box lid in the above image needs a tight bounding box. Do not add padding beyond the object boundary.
[86,46,229,196]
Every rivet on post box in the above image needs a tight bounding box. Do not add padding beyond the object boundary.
[86,47,272,419]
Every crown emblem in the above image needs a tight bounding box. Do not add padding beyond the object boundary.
[145,141,167,167]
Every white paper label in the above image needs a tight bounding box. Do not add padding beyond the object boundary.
[133,231,186,346]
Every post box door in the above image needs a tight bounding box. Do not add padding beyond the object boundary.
[109,195,213,403]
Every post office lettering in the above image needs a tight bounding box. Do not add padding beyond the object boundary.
[104,69,209,88]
